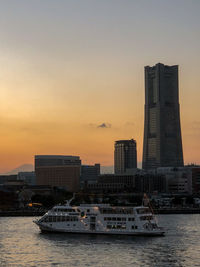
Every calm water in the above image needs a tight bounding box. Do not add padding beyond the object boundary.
[0,215,200,267]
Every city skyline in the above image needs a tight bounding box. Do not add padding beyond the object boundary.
[1,1,200,173]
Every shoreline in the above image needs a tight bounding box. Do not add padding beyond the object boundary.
[1,208,200,216]
[0,211,45,217]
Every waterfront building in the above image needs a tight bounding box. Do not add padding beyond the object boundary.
[142,63,184,170]
[85,173,166,194]
[157,167,192,194]
[114,139,137,174]
[185,165,200,194]
[85,174,136,193]
[191,167,200,194]
[80,164,100,187]
[35,155,81,192]
[0,175,17,184]
[17,172,36,185]
[135,174,167,194]
[35,155,81,167]
[0,190,19,211]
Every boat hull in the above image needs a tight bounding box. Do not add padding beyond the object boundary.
[35,222,165,236]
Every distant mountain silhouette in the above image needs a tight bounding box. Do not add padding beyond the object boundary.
[2,163,141,175]
[2,164,34,175]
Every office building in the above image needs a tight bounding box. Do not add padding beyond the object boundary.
[0,175,17,185]
[35,155,81,168]
[85,173,166,194]
[157,167,192,194]
[17,172,36,185]
[114,139,137,174]
[35,155,81,192]
[142,63,184,170]
[185,165,200,194]
[80,164,100,185]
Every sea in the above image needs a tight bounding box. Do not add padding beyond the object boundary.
[0,215,200,267]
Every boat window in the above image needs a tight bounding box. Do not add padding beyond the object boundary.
[128,218,135,221]
[51,216,79,222]
[152,223,157,229]
[136,208,150,214]
[104,217,127,221]
[100,208,133,214]
[106,224,126,230]
[90,217,96,222]
[57,208,76,212]
[132,225,138,229]
[140,216,153,221]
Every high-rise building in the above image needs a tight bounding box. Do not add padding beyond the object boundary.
[114,139,137,174]
[142,63,184,170]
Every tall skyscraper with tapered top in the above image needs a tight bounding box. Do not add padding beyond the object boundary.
[142,63,184,170]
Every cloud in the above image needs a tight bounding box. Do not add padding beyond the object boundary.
[86,122,112,129]
[97,123,111,128]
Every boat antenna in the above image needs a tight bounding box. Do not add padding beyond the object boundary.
[143,193,158,223]
[66,193,76,205]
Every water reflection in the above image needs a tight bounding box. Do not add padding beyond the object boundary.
[39,231,156,244]
[0,215,200,267]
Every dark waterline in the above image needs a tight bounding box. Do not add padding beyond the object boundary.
[0,215,200,266]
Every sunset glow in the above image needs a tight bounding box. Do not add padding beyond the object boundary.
[0,1,200,173]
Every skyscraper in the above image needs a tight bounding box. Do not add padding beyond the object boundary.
[114,139,137,174]
[142,63,184,170]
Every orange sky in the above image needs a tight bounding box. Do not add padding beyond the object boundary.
[0,1,200,173]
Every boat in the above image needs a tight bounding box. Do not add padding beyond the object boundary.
[34,196,165,236]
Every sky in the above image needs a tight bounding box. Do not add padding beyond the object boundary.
[0,0,200,173]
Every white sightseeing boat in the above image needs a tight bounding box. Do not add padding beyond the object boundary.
[34,197,165,236]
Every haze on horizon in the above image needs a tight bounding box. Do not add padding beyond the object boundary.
[0,0,200,173]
